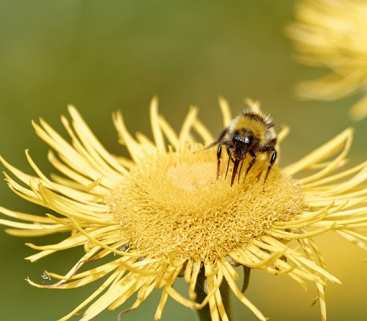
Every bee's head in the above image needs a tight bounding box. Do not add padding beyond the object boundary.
[232,130,254,158]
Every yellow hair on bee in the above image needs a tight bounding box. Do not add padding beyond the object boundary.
[230,113,268,144]
[230,99,276,145]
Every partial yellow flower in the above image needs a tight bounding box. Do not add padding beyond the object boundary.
[1,99,367,321]
[288,0,367,120]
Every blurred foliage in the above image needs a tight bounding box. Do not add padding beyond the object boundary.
[0,1,366,320]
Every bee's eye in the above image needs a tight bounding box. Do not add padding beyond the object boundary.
[234,135,251,144]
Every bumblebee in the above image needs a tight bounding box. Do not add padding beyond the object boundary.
[209,105,277,186]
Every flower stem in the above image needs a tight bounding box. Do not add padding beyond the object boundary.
[195,267,232,321]
[242,266,251,293]
[195,268,211,321]
[220,278,232,320]
[195,266,251,321]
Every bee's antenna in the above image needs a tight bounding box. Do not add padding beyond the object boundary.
[204,141,218,151]
[206,127,228,152]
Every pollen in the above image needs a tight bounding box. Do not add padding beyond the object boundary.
[110,148,304,261]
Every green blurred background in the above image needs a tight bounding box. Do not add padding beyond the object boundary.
[0,0,366,320]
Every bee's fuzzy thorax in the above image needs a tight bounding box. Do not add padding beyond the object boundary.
[228,105,275,143]
[231,114,267,143]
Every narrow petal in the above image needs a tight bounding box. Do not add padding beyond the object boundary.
[219,97,232,127]
[179,107,198,146]
[193,118,214,145]
[158,115,180,149]
[219,260,267,321]
[68,106,128,175]
[284,129,353,180]
[113,112,145,162]
[150,97,166,152]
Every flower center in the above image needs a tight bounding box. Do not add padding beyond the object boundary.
[167,162,216,192]
[110,148,304,261]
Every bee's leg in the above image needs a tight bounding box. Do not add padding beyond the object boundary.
[244,150,256,181]
[231,159,240,186]
[257,139,277,183]
[216,143,222,179]
[238,158,245,183]
[205,127,228,150]
[225,147,232,179]
[264,149,277,184]
[225,158,231,179]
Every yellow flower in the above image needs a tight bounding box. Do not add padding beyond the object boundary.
[1,98,367,321]
[288,0,367,120]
